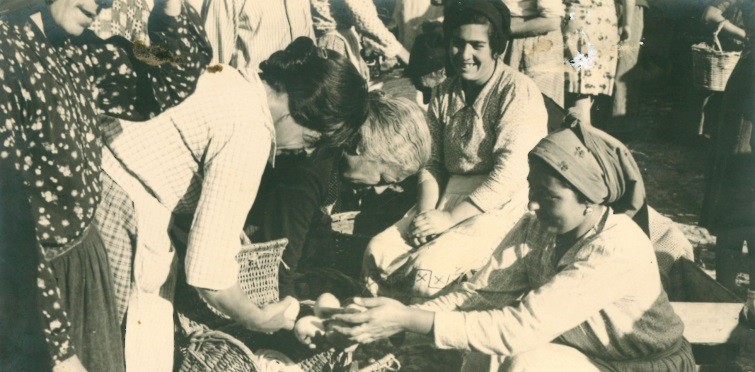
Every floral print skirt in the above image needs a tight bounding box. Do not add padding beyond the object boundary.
[564,1,620,96]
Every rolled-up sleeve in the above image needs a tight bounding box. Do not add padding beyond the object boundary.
[344,0,404,58]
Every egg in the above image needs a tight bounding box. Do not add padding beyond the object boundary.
[314,293,341,318]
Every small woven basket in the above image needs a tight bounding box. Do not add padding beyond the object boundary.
[204,237,289,318]
[691,35,741,91]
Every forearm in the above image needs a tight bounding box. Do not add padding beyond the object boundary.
[620,0,634,27]
[197,283,264,328]
[448,199,484,225]
[417,171,441,212]
[510,17,560,37]
[400,308,435,335]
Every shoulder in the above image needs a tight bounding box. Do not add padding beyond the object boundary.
[584,212,654,260]
[494,63,544,101]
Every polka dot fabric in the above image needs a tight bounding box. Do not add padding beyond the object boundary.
[0,5,211,255]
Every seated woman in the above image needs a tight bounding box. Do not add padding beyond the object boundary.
[329,120,695,371]
[363,0,548,302]
[247,92,431,297]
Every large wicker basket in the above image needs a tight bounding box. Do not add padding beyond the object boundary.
[691,36,741,91]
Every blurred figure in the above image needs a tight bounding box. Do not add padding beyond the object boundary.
[612,0,648,118]
[700,0,754,328]
[392,0,444,50]
[311,0,410,81]
[503,0,565,107]
[204,0,315,76]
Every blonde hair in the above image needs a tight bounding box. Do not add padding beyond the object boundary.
[355,93,432,176]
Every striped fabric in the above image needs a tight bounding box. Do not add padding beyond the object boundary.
[204,0,315,76]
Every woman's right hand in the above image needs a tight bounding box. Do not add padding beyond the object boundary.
[248,296,299,333]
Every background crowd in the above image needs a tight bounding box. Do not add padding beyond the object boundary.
[0,0,752,371]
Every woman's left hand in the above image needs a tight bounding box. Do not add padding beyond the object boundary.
[329,297,409,344]
[410,210,455,239]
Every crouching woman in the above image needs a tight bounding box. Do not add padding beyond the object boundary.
[330,123,695,371]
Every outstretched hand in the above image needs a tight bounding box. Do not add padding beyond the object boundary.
[329,297,409,344]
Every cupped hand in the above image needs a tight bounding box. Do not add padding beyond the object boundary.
[410,210,454,240]
[254,296,298,332]
[328,297,408,344]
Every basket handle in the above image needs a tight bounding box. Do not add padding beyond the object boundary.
[712,21,725,51]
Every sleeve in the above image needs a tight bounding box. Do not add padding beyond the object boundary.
[204,0,240,66]
[343,0,404,58]
[467,79,547,212]
[537,0,565,18]
[85,3,212,121]
[251,159,325,272]
[183,113,272,290]
[0,68,75,367]
[413,216,531,313]
[432,237,640,355]
[419,89,447,188]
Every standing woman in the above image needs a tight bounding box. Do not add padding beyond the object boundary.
[0,0,211,370]
[700,0,755,328]
[363,0,548,302]
[563,0,633,122]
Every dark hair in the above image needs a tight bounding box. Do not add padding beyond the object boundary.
[260,37,368,148]
[443,0,510,57]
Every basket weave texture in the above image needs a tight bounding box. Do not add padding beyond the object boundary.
[691,40,741,91]
[204,237,288,318]
[176,315,259,372]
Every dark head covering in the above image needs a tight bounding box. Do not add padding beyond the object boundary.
[405,22,446,79]
[529,111,650,236]
[443,0,511,56]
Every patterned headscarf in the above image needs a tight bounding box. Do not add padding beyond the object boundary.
[529,112,650,235]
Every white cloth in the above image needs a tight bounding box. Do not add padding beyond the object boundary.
[364,175,528,300]
[102,148,176,372]
[392,0,443,50]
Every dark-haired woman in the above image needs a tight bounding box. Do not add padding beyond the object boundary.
[330,121,695,372]
[363,0,548,302]
[0,0,210,370]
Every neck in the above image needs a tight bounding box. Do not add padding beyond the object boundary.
[461,60,496,105]
[557,205,606,246]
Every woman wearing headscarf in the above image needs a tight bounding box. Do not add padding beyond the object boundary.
[0,0,210,370]
[363,0,548,303]
[329,117,695,372]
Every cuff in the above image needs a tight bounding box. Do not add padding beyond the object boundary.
[433,311,470,351]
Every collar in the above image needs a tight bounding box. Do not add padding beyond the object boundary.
[554,206,612,269]
[447,59,505,118]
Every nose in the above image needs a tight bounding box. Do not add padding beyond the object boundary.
[527,200,540,212]
[462,44,473,60]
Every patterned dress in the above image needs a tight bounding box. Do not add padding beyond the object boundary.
[0,5,210,368]
[563,0,620,96]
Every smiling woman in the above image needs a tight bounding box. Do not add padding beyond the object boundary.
[362,0,548,303]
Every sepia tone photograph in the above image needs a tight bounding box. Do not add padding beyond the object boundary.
[0,0,753,370]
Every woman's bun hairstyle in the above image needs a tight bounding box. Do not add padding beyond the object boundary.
[260,37,368,148]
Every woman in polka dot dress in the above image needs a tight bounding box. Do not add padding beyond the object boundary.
[0,0,211,370]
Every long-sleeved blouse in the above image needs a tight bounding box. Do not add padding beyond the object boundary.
[0,4,211,365]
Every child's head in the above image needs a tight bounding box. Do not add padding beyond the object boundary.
[406,22,447,104]
[340,92,431,186]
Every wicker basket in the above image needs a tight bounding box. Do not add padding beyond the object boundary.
[204,237,289,318]
[691,36,741,91]
[176,314,260,372]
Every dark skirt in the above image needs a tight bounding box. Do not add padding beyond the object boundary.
[700,50,755,234]
[48,225,125,372]
[591,338,696,372]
